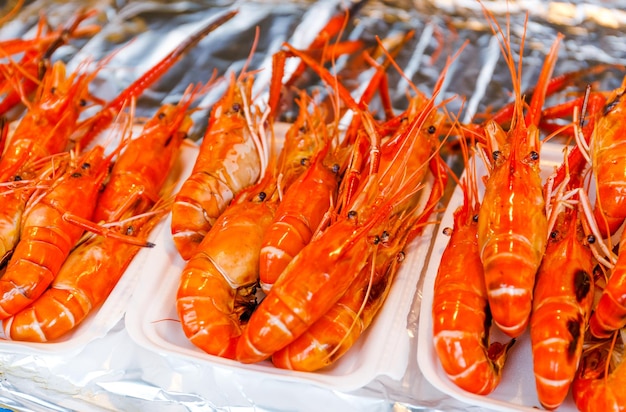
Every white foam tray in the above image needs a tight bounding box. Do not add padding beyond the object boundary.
[125,139,434,391]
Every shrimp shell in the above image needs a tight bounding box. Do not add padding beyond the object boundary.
[530,209,594,410]
[171,73,262,260]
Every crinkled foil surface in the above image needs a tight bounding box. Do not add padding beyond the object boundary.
[1,0,626,411]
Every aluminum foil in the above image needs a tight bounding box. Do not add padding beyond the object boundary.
[1,0,626,411]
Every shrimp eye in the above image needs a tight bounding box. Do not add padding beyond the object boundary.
[347,210,357,219]
[396,251,405,262]
[381,231,390,242]
[587,234,596,244]
[300,158,310,166]
[442,227,452,236]
[550,230,558,239]
[126,226,135,236]
[258,192,267,201]
[529,151,539,161]
[372,235,380,245]
[332,163,340,174]
[299,126,307,133]
[603,93,622,115]
[81,162,91,169]
[427,125,436,134]
[50,87,56,95]
[232,103,241,112]
[492,150,501,161]
[71,172,82,178]
[158,111,166,119]
[472,214,479,222]
[79,99,87,107]
[13,175,22,181]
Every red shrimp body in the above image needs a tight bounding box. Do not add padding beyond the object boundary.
[271,210,414,371]
[477,130,547,338]
[590,81,626,236]
[171,73,262,260]
[530,209,594,410]
[588,228,626,339]
[476,20,561,339]
[236,215,382,364]
[258,145,339,292]
[433,166,512,395]
[0,208,166,342]
[0,146,112,318]
[0,60,93,183]
[176,188,276,359]
[94,99,194,222]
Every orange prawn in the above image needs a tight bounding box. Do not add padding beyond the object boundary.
[0,9,100,118]
[0,203,168,342]
[258,91,340,292]
[476,12,561,338]
[589,77,626,237]
[0,156,64,266]
[176,173,278,359]
[272,151,446,371]
[530,173,594,410]
[236,156,431,364]
[0,59,97,183]
[170,68,265,260]
[432,127,513,395]
[572,334,626,412]
[0,144,114,319]
[93,84,199,223]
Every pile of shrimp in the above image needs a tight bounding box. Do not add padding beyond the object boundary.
[0,6,238,342]
[172,5,452,370]
[431,5,626,411]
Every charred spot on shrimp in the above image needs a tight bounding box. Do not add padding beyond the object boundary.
[566,317,582,358]
[574,269,592,302]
